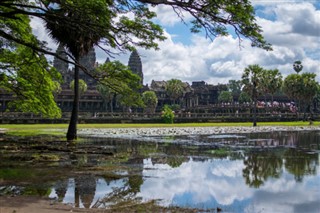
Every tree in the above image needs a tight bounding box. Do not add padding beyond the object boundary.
[96,83,115,113]
[227,80,242,96]
[1,0,271,140]
[218,91,233,103]
[70,79,87,96]
[165,79,185,105]
[142,91,158,113]
[283,73,319,120]
[238,92,252,104]
[161,105,174,124]
[242,64,264,126]
[95,61,144,111]
[260,69,282,104]
[0,6,61,118]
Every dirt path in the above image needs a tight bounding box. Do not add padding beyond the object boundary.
[0,196,107,213]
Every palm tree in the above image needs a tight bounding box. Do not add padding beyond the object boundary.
[260,69,283,104]
[44,2,108,140]
[165,79,185,105]
[242,64,264,126]
[96,83,115,113]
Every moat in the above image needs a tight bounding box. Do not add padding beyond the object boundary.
[0,131,319,212]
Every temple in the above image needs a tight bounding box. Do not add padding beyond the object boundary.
[53,48,225,113]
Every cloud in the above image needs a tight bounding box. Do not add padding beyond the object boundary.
[139,158,253,207]
[149,5,193,27]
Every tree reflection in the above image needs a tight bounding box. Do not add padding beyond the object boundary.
[284,149,318,182]
[74,175,97,208]
[242,151,283,188]
[54,179,68,202]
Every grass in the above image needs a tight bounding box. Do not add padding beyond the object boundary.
[1,121,319,136]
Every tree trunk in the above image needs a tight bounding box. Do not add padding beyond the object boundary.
[67,53,80,141]
[252,83,257,127]
[253,97,257,127]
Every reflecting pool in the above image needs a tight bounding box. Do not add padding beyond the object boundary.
[0,131,319,212]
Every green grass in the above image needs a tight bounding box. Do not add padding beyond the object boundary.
[1,121,319,136]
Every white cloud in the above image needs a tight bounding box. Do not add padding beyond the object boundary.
[139,158,252,206]
[149,5,193,27]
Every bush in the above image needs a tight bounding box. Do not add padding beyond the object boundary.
[161,105,174,123]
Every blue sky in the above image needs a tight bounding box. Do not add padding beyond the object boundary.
[31,1,320,85]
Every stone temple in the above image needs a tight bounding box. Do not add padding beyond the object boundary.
[52,47,224,113]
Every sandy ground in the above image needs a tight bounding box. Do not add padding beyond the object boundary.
[0,196,108,213]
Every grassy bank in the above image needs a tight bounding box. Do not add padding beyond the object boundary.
[1,121,319,129]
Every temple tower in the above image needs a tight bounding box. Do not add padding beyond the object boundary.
[53,44,71,86]
[53,44,68,74]
[128,50,143,85]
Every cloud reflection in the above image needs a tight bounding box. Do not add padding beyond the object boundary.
[139,157,320,212]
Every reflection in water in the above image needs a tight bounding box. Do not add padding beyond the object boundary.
[1,131,320,212]
[243,152,283,188]
[46,149,320,212]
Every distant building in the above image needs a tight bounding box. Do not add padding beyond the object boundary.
[128,50,143,85]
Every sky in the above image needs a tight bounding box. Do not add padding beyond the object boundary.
[31,0,320,86]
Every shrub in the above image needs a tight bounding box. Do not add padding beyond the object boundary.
[161,105,174,123]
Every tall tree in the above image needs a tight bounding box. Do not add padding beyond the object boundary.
[165,79,185,105]
[242,64,264,126]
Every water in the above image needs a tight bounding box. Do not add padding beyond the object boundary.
[0,131,319,212]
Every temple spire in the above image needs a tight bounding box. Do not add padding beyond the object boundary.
[128,50,143,85]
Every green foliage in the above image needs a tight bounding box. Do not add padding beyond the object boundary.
[142,91,158,112]
[260,69,283,100]
[238,92,252,104]
[161,105,175,124]
[96,61,143,108]
[0,8,62,118]
[228,80,242,96]
[242,64,264,100]
[283,73,319,103]
[169,104,181,112]
[165,79,185,104]
[70,79,87,96]
[218,91,233,103]
[96,83,115,112]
